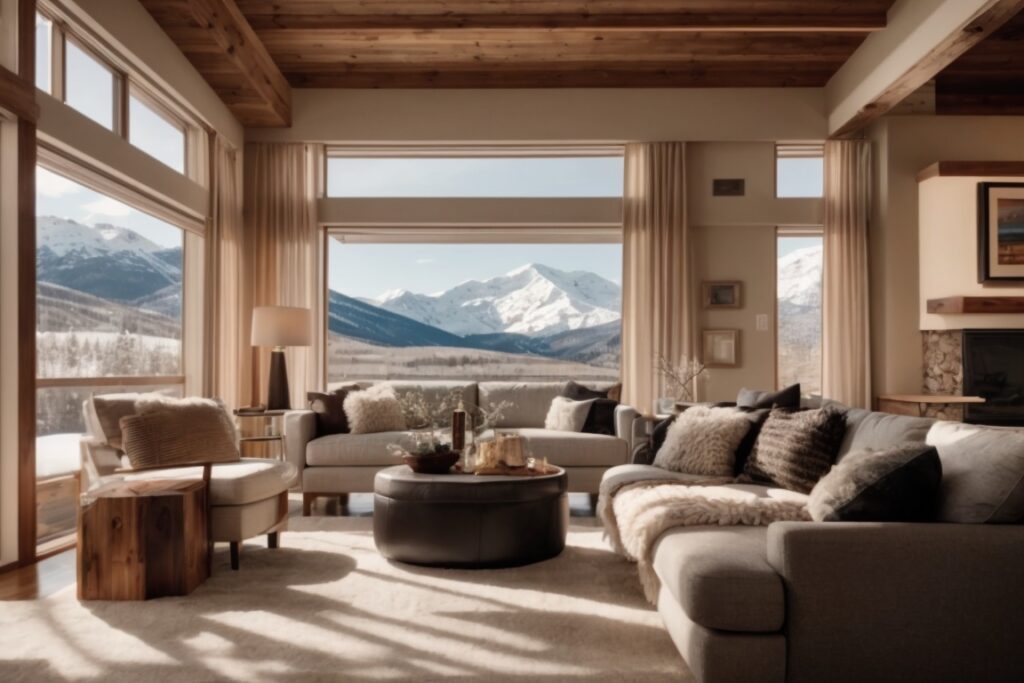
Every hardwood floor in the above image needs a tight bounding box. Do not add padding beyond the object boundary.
[0,492,599,600]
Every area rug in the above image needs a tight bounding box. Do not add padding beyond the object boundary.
[0,516,689,682]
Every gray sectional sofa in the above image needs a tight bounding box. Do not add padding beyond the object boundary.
[602,407,1024,683]
[285,380,644,514]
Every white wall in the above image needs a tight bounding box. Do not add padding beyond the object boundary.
[868,116,1024,396]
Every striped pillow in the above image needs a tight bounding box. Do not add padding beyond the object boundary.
[120,397,240,470]
[743,407,847,493]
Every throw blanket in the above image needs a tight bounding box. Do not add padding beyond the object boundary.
[599,477,810,604]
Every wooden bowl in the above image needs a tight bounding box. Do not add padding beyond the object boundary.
[403,450,460,474]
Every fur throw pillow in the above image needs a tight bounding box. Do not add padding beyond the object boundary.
[653,406,752,477]
[343,384,406,434]
[808,443,942,522]
[545,396,597,432]
[744,407,847,493]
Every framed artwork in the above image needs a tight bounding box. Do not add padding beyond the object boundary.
[703,329,740,368]
[702,281,742,309]
[978,182,1024,283]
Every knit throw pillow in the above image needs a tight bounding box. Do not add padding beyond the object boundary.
[343,384,406,434]
[120,397,240,470]
[744,407,847,493]
[654,406,753,477]
[808,443,943,522]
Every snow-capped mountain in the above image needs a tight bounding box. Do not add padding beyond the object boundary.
[37,216,181,304]
[777,245,822,307]
[375,263,621,337]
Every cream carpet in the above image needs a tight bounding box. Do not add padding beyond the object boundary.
[0,515,691,682]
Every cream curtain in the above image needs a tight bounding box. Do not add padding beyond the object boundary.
[203,135,247,410]
[621,142,696,414]
[243,143,322,409]
[822,139,872,409]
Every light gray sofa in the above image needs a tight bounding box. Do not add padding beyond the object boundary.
[285,380,643,514]
[603,407,1024,683]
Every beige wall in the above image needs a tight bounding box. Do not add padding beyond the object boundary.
[920,176,1024,331]
[247,88,826,144]
[868,116,1024,397]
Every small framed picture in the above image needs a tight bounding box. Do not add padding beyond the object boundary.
[703,329,740,368]
[702,281,742,309]
[978,182,1024,283]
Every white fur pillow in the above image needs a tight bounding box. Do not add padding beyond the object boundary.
[544,397,596,432]
[654,406,752,476]
[343,384,406,434]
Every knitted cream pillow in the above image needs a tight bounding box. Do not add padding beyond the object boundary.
[343,384,406,434]
[544,396,597,432]
[654,406,752,477]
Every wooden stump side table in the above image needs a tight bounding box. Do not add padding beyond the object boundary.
[78,479,209,600]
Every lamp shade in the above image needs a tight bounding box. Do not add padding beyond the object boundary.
[251,306,312,347]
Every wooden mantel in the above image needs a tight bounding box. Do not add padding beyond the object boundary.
[927,296,1024,314]
[917,161,1024,182]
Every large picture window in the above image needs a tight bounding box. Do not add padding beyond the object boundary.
[776,229,823,394]
[35,165,185,552]
[327,240,622,383]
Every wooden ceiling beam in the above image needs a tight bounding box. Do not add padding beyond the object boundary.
[826,0,1024,137]
[140,0,291,127]
[235,1,890,32]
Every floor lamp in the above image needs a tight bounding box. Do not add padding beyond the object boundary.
[251,306,312,411]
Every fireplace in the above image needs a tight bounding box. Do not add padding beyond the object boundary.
[962,329,1024,426]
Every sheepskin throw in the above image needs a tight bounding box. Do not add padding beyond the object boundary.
[344,384,406,434]
[743,407,847,493]
[653,406,752,477]
[120,397,239,470]
[600,479,809,603]
[808,443,942,522]
[544,397,596,432]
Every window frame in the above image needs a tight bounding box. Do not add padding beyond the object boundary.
[36,4,199,178]
[774,225,824,393]
[774,142,825,199]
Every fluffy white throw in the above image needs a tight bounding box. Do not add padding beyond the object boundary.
[599,479,810,604]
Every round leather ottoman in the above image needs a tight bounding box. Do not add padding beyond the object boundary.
[373,465,569,568]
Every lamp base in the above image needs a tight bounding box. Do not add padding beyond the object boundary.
[267,349,291,411]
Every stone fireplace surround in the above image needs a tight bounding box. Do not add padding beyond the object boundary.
[922,330,964,420]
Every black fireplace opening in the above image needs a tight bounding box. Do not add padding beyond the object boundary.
[963,329,1024,426]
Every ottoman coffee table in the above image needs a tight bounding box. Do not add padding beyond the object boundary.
[373,464,568,568]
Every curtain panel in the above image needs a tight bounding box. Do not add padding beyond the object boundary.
[822,139,872,409]
[203,136,246,410]
[242,143,322,409]
[621,142,696,414]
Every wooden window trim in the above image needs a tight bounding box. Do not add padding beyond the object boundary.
[36,376,186,389]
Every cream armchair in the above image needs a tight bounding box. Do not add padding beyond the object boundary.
[80,395,297,570]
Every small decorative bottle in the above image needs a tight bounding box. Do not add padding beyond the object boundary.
[451,400,467,452]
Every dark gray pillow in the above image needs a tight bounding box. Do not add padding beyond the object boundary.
[808,444,943,522]
[307,384,360,436]
[562,381,620,436]
[737,383,801,410]
[743,406,847,493]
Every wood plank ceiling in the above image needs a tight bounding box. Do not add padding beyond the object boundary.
[143,0,898,127]
[936,9,1024,115]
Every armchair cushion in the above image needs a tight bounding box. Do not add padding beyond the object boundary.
[122,458,296,506]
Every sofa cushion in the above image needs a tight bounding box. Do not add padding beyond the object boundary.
[737,384,800,410]
[837,409,934,462]
[479,382,567,428]
[926,421,1024,523]
[808,444,943,522]
[654,406,752,477]
[306,431,419,467]
[478,428,628,467]
[653,525,785,633]
[122,458,295,506]
[383,381,479,424]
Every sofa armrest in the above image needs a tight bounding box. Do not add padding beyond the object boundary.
[80,437,123,490]
[614,404,644,459]
[283,410,316,484]
[767,521,1024,682]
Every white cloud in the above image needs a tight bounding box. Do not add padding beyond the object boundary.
[83,197,132,218]
[36,168,80,198]
[416,258,435,265]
